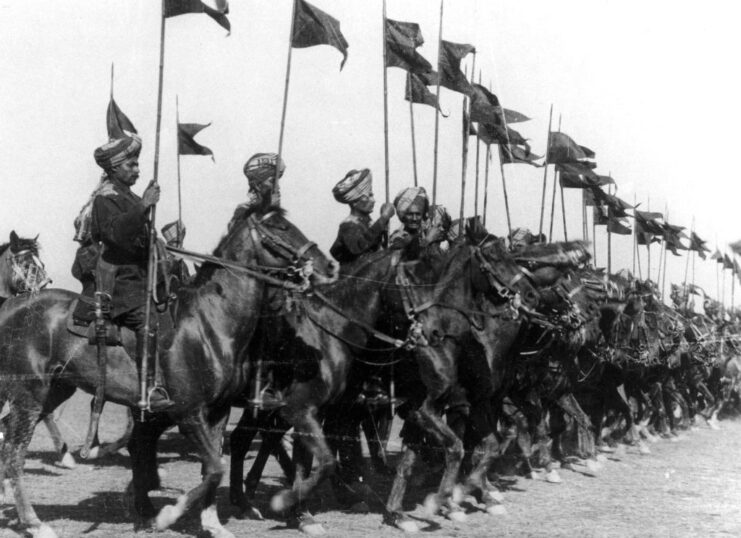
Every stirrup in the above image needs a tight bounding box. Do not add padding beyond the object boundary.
[146,385,175,413]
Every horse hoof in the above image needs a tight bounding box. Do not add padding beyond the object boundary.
[299,521,326,536]
[396,519,419,533]
[545,470,562,484]
[598,445,615,454]
[58,452,77,469]
[486,504,507,516]
[31,523,59,538]
[451,485,464,504]
[485,489,504,503]
[155,495,187,530]
[270,491,289,513]
[204,526,235,538]
[638,443,651,456]
[530,471,541,480]
[446,510,467,523]
[707,419,721,431]
[586,460,602,473]
[423,494,440,517]
[239,505,264,521]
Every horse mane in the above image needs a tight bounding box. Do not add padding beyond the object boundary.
[190,205,286,287]
[512,240,591,269]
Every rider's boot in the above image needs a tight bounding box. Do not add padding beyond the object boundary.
[136,330,175,412]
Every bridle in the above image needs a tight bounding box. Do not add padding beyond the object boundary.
[6,247,51,294]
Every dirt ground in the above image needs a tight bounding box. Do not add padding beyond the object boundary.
[2,392,741,538]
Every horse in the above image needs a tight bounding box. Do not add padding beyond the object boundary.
[0,206,337,538]
[0,231,50,300]
[227,234,542,533]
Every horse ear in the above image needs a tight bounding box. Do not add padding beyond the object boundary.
[10,230,19,247]
[34,234,39,242]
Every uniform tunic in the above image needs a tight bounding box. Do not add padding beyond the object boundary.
[329,214,385,265]
[90,181,149,319]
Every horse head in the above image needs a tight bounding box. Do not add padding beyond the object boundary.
[0,231,50,295]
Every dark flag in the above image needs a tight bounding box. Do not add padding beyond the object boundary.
[477,122,528,147]
[591,188,632,218]
[729,239,741,256]
[635,210,664,221]
[292,0,349,69]
[405,72,445,114]
[385,19,432,74]
[558,162,612,188]
[468,84,530,126]
[723,254,734,270]
[499,143,542,167]
[469,84,500,124]
[547,132,595,165]
[711,249,723,261]
[689,232,710,260]
[438,40,475,95]
[661,222,688,255]
[178,122,214,160]
[164,0,231,33]
[608,218,632,235]
[107,97,137,140]
[634,210,664,246]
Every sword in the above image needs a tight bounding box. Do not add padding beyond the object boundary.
[80,291,110,459]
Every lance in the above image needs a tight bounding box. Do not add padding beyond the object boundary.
[492,81,513,243]
[634,194,643,279]
[140,0,168,418]
[473,71,482,218]
[683,216,694,309]
[459,60,475,236]
[407,72,419,187]
[275,0,298,194]
[175,96,183,237]
[660,206,669,302]
[431,0,444,205]
[607,196,612,275]
[559,171,568,241]
[382,0,390,202]
[632,193,637,276]
[538,104,553,237]
[482,144,490,228]
[549,115,561,242]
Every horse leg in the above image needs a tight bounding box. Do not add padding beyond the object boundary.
[462,433,504,515]
[228,407,261,513]
[91,406,134,459]
[38,382,78,469]
[384,445,420,532]
[3,395,58,538]
[155,408,232,538]
[271,403,333,536]
[410,399,466,521]
[127,415,171,528]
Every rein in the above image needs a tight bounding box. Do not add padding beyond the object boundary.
[165,245,307,291]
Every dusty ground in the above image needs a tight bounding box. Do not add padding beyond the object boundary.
[2,392,741,537]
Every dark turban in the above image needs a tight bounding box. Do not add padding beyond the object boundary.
[393,186,429,220]
[243,152,286,185]
[332,168,373,204]
[94,135,142,170]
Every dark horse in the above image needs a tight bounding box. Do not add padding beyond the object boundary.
[0,208,335,538]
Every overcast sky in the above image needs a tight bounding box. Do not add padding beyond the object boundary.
[1,0,739,306]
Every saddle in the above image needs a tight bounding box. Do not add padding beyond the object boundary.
[67,297,122,346]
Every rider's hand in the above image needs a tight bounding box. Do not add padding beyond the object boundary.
[142,180,161,209]
[379,202,395,222]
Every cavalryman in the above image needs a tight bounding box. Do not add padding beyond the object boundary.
[329,168,395,267]
[74,134,173,411]
[228,152,285,231]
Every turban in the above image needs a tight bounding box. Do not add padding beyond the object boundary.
[243,152,286,185]
[332,169,373,204]
[393,187,429,220]
[94,135,142,170]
